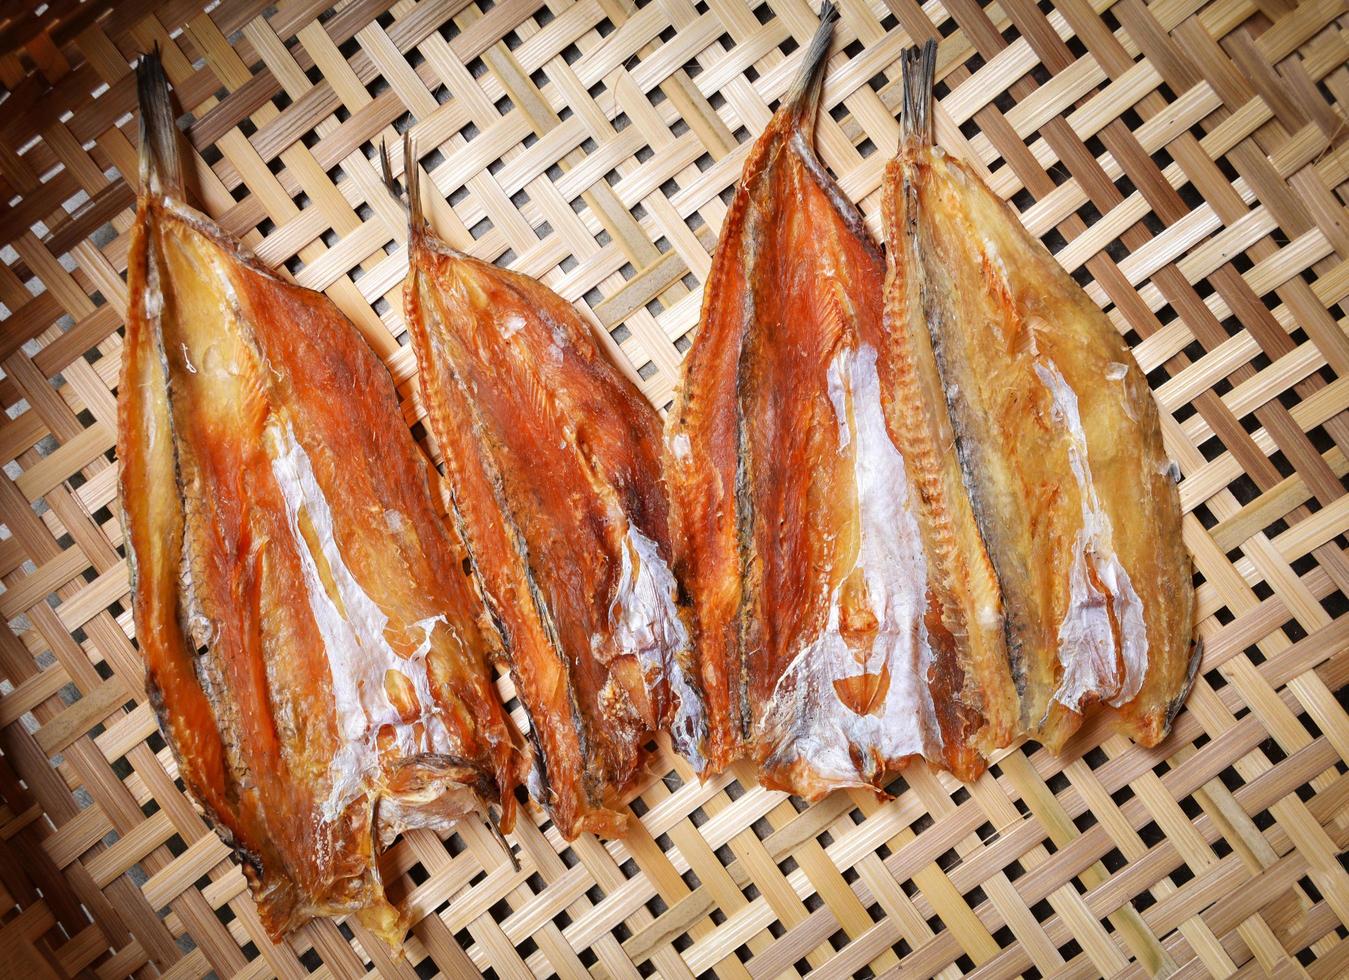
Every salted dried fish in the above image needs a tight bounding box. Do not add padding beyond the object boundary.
[887,42,1197,750]
[118,53,521,946]
[397,137,701,839]
[665,5,1019,797]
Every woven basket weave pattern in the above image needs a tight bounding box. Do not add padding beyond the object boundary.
[1,0,1347,977]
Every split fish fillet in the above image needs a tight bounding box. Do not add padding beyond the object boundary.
[118,54,521,946]
[665,5,1019,797]
[398,137,701,839]
[885,42,1197,751]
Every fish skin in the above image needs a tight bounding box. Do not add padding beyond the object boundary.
[896,139,1196,750]
[119,54,521,948]
[666,6,1018,797]
[401,155,700,840]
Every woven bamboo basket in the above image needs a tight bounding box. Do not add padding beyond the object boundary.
[1,0,1347,976]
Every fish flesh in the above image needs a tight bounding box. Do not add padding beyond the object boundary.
[118,53,521,946]
[397,137,701,839]
[885,42,1197,751]
[665,5,1019,797]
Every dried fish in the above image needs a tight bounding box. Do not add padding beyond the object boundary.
[397,136,701,839]
[886,41,1197,751]
[118,53,521,946]
[666,5,1019,797]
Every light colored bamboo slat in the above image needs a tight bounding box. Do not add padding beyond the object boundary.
[0,0,1346,976]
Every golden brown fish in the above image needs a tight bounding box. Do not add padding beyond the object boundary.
[118,53,521,946]
[885,42,1197,751]
[397,136,701,839]
[665,6,1018,797]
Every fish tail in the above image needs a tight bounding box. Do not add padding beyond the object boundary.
[404,130,427,233]
[783,2,839,136]
[900,39,937,145]
[136,47,184,198]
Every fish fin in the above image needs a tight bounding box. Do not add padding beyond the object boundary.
[833,666,892,718]
[136,47,184,199]
[379,136,411,222]
[900,39,937,144]
[404,129,427,233]
[782,2,839,137]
